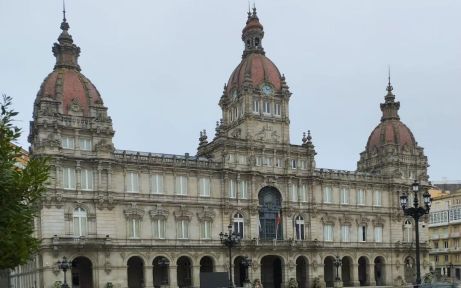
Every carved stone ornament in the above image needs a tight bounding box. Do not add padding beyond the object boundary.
[321,213,336,224]
[339,214,353,225]
[123,206,145,219]
[372,215,385,226]
[95,139,114,153]
[69,98,82,112]
[149,206,169,219]
[230,128,241,138]
[174,206,193,221]
[254,124,280,143]
[104,261,112,274]
[197,206,216,221]
[249,204,259,216]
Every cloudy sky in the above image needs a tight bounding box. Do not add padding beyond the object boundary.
[1,0,460,181]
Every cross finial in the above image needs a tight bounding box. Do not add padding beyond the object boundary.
[63,0,67,22]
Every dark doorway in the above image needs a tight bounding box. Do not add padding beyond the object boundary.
[324,256,335,287]
[234,256,246,287]
[341,257,353,287]
[127,256,144,288]
[177,256,192,287]
[358,256,369,286]
[296,256,308,288]
[71,256,93,288]
[258,187,282,240]
[374,256,385,286]
[200,256,214,273]
[261,255,283,288]
[153,256,169,288]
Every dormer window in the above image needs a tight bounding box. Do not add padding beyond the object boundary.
[255,37,260,47]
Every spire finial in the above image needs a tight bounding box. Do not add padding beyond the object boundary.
[63,0,66,22]
[386,65,393,93]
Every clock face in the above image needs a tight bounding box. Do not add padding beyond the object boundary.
[261,84,273,95]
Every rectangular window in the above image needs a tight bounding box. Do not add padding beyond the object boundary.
[234,220,244,238]
[357,189,365,205]
[199,178,210,197]
[73,213,87,237]
[291,159,297,169]
[80,169,93,191]
[359,225,367,242]
[126,172,139,192]
[374,190,382,206]
[61,136,75,149]
[341,188,349,204]
[435,255,439,263]
[274,102,281,116]
[256,157,262,166]
[252,98,260,113]
[153,218,165,239]
[79,138,92,151]
[291,183,298,202]
[375,226,383,242]
[201,220,212,239]
[276,158,282,168]
[128,218,141,239]
[63,167,76,189]
[264,157,273,166]
[299,184,307,202]
[175,176,188,195]
[300,160,307,170]
[324,224,333,241]
[238,155,246,165]
[324,186,332,203]
[444,241,449,248]
[151,174,164,194]
[229,179,236,198]
[341,225,350,242]
[263,101,271,114]
[177,220,189,239]
[239,180,248,199]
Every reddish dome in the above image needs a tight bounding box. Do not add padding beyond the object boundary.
[366,120,416,152]
[37,68,102,116]
[227,53,282,93]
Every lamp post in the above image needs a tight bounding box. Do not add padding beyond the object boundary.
[334,255,342,282]
[399,180,432,288]
[241,256,253,283]
[57,256,72,288]
[220,224,241,288]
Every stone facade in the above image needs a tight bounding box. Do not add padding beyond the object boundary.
[11,8,431,288]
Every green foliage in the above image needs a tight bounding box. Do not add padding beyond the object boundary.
[0,94,49,269]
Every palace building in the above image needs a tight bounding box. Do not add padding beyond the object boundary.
[12,7,432,288]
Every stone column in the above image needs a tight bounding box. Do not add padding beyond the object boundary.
[251,262,261,283]
[169,265,177,287]
[145,265,154,288]
[192,265,200,288]
[368,263,376,286]
[351,264,360,287]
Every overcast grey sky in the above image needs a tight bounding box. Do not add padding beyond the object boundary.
[1,0,460,181]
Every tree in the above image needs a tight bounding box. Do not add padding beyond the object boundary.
[0,94,49,269]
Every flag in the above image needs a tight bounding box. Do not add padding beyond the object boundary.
[275,213,280,240]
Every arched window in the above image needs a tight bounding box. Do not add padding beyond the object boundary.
[259,187,282,240]
[73,207,87,237]
[233,213,244,238]
[404,219,413,242]
[294,215,305,240]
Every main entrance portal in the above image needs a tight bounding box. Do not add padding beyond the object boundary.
[261,255,283,288]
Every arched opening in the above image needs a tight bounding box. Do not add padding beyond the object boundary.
[296,256,308,288]
[177,256,192,288]
[127,256,144,288]
[404,256,416,285]
[324,256,335,287]
[153,256,169,288]
[358,256,369,286]
[261,255,283,288]
[403,219,413,243]
[374,256,386,286]
[258,187,282,240]
[71,256,93,288]
[200,256,214,273]
[341,256,353,287]
[234,256,247,287]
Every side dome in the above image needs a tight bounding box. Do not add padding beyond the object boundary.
[366,120,416,153]
[34,15,103,117]
[37,69,103,116]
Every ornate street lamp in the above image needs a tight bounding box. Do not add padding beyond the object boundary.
[241,256,253,283]
[333,255,342,282]
[57,256,72,288]
[399,180,432,287]
[220,224,241,288]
